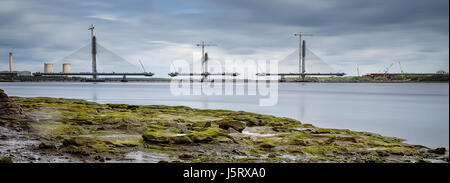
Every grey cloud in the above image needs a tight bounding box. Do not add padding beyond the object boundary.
[0,0,448,76]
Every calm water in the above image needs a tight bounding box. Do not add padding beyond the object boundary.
[1,82,448,148]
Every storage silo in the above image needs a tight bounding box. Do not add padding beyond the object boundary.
[44,63,54,73]
[63,63,71,77]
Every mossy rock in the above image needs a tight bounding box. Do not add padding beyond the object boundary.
[61,137,116,154]
[107,104,138,110]
[259,139,276,149]
[218,120,246,132]
[0,156,13,163]
[142,131,171,144]
[63,145,91,156]
[142,131,192,144]
[171,135,193,144]
[289,138,311,146]
[189,128,230,143]
[63,137,101,147]
[192,121,211,129]
[429,147,446,155]
[8,96,441,163]
[302,146,327,155]
[375,147,420,156]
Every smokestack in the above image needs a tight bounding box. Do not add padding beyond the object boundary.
[9,52,13,72]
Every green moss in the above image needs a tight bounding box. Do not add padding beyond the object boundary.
[60,136,131,154]
[302,124,315,128]
[31,123,85,137]
[109,138,143,147]
[9,96,433,163]
[302,146,327,155]
[327,145,352,154]
[364,135,405,147]
[191,121,211,129]
[142,131,193,144]
[291,132,313,139]
[0,156,13,163]
[188,128,231,143]
[142,131,172,144]
[0,117,30,129]
[316,128,340,134]
[259,138,276,149]
[307,157,329,162]
[146,124,166,129]
[171,135,193,144]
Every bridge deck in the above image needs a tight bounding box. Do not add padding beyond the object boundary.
[33,72,154,76]
[0,72,18,76]
[257,73,346,76]
[366,73,447,76]
[168,72,239,77]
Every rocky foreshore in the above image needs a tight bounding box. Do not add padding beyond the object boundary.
[0,89,448,163]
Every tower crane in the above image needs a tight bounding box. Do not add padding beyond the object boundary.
[398,61,407,80]
[398,61,404,74]
[138,59,147,73]
[383,63,394,74]
[294,32,313,80]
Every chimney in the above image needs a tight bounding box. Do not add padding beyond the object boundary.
[9,52,13,72]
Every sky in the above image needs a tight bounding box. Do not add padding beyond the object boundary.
[0,0,448,76]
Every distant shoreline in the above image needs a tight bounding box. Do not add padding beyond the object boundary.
[0,80,448,83]
[0,75,448,83]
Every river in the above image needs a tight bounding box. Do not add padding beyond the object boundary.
[0,82,448,148]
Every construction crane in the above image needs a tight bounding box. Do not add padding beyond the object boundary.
[398,61,404,74]
[168,41,239,81]
[383,63,394,74]
[398,61,406,80]
[294,32,313,80]
[138,59,147,73]
[196,41,216,81]
[356,65,360,77]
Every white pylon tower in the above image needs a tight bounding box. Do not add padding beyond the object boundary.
[294,32,312,80]
[196,41,216,80]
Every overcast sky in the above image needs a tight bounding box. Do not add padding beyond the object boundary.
[0,0,448,76]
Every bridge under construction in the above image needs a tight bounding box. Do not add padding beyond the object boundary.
[256,32,345,81]
[19,26,344,82]
[8,26,446,82]
[31,24,154,82]
[168,41,239,82]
